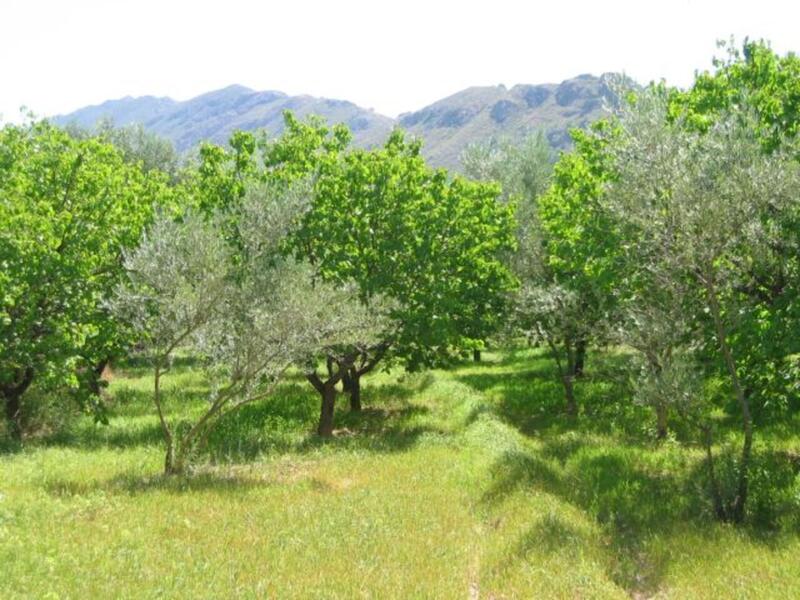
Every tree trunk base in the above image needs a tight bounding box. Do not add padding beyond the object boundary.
[656,403,668,440]
[573,340,587,378]
[349,372,361,413]
[563,375,577,417]
[318,386,336,437]
[163,445,187,476]
[2,368,34,441]
[3,393,23,441]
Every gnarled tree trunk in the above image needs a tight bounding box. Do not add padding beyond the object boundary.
[307,358,348,437]
[340,343,390,413]
[2,367,34,440]
[701,422,727,521]
[543,333,579,417]
[164,442,179,475]
[88,358,110,397]
[345,367,362,412]
[564,338,578,417]
[317,384,337,437]
[563,374,577,417]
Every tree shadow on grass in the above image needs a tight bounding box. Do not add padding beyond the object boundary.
[513,512,588,558]
[301,404,438,454]
[482,433,800,597]
[481,444,684,595]
[466,351,800,595]
[113,354,204,378]
[39,378,445,498]
[206,382,439,460]
[455,349,663,444]
[107,386,211,419]
[47,420,166,450]
[38,387,211,451]
[29,374,440,461]
[0,436,22,454]
[457,367,650,442]
[192,373,440,460]
[504,513,615,581]
[481,449,564,504]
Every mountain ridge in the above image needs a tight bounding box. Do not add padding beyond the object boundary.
[54,74,621,170]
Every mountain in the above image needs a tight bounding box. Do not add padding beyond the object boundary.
[399,73,618,168]
[55,84,395,153]
[54,74,620,170]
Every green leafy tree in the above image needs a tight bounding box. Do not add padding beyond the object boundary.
[0,120,168,438]
[509,119,623,414]
[462,133,554,361]
[182,113,515,431]
[668,39,800,152]
[292,128,517,414]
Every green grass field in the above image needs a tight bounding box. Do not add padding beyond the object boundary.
[1,349,799,598]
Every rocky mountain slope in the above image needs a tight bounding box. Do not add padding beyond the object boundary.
[399,73,618,168]
[55,74,620,170]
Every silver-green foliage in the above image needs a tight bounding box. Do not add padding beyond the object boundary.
[113,182,386,473]
[606,85,800,519]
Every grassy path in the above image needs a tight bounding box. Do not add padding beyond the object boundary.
[1,351,798,598]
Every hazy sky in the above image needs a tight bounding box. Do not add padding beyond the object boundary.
[2,0,798,122]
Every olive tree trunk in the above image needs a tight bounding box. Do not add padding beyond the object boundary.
[307,359,347,437]
[655,402,668,440]
[562,374,577,417]
[573,338,587,377]
[701,422,727,521]
[344,368,362,412]
[544,335,579,417]
[705,276,753,523]
[317,384,337,437]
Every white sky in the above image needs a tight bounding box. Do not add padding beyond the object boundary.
[2,0,798,122]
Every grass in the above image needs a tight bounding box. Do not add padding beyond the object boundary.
[1,348,799,598]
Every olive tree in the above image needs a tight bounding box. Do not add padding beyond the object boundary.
[492,122,622,415]
[616,271,700,439]
[66,118,180,178]
[462,132,554,202]
[607,86,800,521]
[462,126,621,414]
[669,39,800,420]
[113,182,385,471]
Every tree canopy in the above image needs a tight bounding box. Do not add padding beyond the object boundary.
[0,119,170,436]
